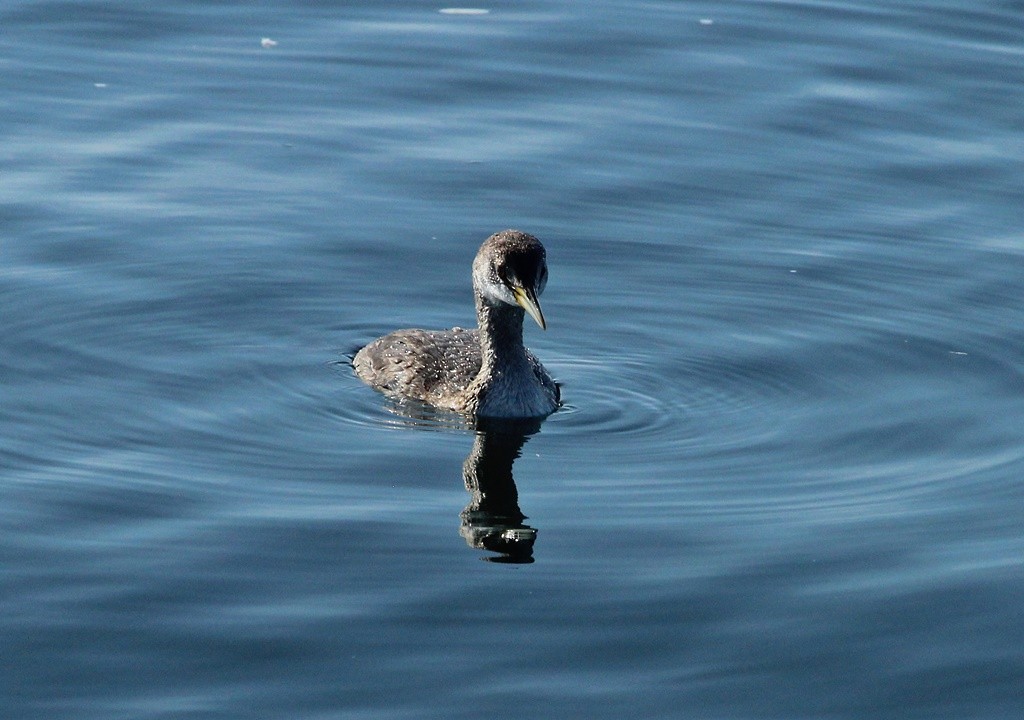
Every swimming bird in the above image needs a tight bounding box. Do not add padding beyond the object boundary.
[353,229,559,418]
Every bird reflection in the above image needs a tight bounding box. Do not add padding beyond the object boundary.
[343,350,553,562]
[373,400,545,562]
[460,417,543,563]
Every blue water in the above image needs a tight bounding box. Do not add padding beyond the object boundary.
[3,1,1023,717]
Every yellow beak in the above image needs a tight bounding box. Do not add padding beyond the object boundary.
[513,286,547,330]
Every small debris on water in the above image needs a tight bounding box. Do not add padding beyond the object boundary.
[439,8,490,15]
[261,38,278,48]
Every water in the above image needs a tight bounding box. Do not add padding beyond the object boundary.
[3,1,1023,717]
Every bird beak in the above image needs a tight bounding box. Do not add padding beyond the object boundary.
[513,286,547,330]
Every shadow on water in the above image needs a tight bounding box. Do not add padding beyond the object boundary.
[378,400,545,564]
[459,417,543,564]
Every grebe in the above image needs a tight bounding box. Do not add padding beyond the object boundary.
[353,229,559,418]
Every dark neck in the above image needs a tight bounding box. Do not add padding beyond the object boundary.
[475,293,530,374]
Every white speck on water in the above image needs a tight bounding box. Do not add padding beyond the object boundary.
[439,8,490,15]
[94,83,107,88]
[949,351,968,356]
[261,37,278,48]
[699,18,714,25]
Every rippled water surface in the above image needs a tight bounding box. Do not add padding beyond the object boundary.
[3,1,1024,718]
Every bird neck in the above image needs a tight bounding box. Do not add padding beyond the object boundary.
[474,293,530,375]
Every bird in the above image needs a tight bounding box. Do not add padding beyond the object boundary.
[353,229,559,418]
